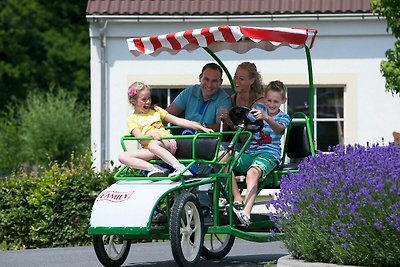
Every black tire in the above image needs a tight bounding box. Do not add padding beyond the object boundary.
[170,192,204,267]
[202,233,235,260]
[93,235,131,267]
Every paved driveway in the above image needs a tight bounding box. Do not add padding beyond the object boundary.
[0,240,288,267]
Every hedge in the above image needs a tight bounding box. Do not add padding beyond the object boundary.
[0,152,114,250]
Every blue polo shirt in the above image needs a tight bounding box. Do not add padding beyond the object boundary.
[172,84,232,125]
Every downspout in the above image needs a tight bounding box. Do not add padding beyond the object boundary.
[99,20,108,170]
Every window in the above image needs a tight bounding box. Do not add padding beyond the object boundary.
[287,87,344,151]
[151,88,185,107]
[152,86,232,109]
[152,86,344,151]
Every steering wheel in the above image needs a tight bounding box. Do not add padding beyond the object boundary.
[228,106,264,133]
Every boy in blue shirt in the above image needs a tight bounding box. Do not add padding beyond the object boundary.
[232,80,290,226]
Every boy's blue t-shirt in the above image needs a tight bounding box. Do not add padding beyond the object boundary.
[245,102,290,162]
[172,84,232,125]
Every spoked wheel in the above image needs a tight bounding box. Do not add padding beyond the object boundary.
[202,233,235,260]
[170,192,204,267]
[93,235,131,267]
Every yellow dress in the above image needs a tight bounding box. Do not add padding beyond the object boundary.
[127,106,172,147]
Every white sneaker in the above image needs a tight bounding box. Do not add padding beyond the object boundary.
[168,168,193,179]
[147,169,168,177]
[153,164,170,173]
[147,165,170,177]
[233,208,250,226]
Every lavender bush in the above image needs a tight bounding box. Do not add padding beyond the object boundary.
[269,144,400,266]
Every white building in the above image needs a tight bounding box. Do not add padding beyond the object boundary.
[86,0,399,170]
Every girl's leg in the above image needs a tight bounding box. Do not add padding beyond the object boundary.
[147,140,180,166]
[243,167,261,216]
[118,149,156,170]
[148,140,191,176]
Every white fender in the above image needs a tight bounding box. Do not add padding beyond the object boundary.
[90,180,178,228]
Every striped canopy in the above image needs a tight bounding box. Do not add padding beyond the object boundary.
[127,25,317,56]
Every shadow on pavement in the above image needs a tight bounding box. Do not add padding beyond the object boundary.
[125,253,287,266]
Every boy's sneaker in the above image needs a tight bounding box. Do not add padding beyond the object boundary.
[226,201,245,211]
[233,208,250,227]
[233,201,245,210]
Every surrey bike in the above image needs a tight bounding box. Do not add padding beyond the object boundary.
[88,25,317,267]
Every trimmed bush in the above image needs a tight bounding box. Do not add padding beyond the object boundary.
[269,144,400,266]
[0,151,114,250]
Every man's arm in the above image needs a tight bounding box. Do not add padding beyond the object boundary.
[167,102,222,131]
[205,122,223,132]
[166,103,183,117]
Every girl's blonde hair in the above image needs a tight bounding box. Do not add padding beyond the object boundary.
[127,81,150,106]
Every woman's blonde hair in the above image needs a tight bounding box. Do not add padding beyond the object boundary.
[237,62,264,95]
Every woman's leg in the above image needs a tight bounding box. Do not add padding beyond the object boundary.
[231,174,243,203]
[219,151,242,202]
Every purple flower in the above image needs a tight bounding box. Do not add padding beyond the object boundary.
[330,226,338,237]
[267,144,400,265]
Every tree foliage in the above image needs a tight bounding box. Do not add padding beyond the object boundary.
[0,104,23,175]
[0,0,89,110]
[371,0,400,96]
[0,89,90,177]
[18,89,90,166]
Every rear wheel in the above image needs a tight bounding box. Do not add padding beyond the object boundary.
[93,235,131,267]
[170,192,204,267]
[202,233,235,259]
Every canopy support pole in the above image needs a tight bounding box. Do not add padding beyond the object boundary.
[305,46,315,138]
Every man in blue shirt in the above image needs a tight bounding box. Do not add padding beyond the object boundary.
[166,63,232,131]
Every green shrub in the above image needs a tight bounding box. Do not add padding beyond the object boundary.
[269,144,400,266]
[0,151,114,250]
[18,89,90,166]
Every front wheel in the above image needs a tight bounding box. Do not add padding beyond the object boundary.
[170,192,204,267]
[93,235,131,267]
[202,233,235,260]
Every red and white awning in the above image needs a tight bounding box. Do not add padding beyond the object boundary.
[127,25,317,56]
